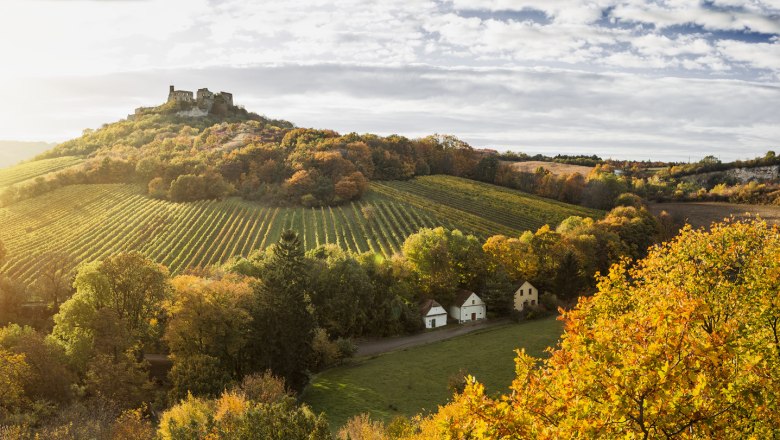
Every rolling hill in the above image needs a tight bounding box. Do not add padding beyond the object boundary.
[0,175,601,288]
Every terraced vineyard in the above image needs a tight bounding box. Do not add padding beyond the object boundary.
[0,156,84,188]
[0,176,602,286]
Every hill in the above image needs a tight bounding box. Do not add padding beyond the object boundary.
[0,141,56,168]
[0,176,600,287]
[0,156,84,188]
[302,317,564,430]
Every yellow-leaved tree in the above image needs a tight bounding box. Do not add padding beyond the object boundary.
[407,219,780,439]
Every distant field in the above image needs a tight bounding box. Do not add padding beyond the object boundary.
[503,160,593,176]
[649,202,780,229]
[302,317,564,430]
[0,176,601,286]
[0,156,84,188]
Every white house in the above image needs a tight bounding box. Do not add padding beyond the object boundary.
[514,281,539,311]
[420,299,448,329]
[449,290,486,323]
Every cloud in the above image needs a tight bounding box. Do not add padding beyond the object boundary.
[0,0,778,161]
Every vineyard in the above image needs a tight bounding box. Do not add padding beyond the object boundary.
[0,176,601,287]
[0,156,84,188]
[372,175,602,233]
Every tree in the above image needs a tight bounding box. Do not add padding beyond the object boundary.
[0,324,75,404]
[32,251,75,310]
[158,388,332,440]
[402,227,486,304]
[250,231,315,391]
[165,275,254,399]
[52,252,170,369]
[0,348,30,416]
[309,251,373,337]
[408,219,780,438]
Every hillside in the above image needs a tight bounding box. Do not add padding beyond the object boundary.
[0,141,56,168]
[0,176,600,287]
[0,156,84,187]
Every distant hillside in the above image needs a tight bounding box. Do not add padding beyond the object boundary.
[0,176,601,287]
[0,141,56,168]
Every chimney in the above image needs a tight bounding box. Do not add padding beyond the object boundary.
[169,85,174,93]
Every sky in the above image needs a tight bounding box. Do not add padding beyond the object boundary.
[0,0,778,161]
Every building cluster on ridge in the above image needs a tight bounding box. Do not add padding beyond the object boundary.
[167,85,234,115]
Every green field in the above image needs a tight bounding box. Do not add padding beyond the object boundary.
[0,156,84,188]
[0,176,601,286]
[302,317,564,430]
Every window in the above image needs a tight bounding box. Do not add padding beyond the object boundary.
[472,300,475,304]
[519,289,524,296]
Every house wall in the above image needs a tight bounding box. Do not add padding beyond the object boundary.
[514,282,539,311]
[449,294,486,323]
[424,313,448,329]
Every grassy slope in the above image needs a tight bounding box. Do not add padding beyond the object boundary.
[0,176,602,286]
[302,317,564,430]
[0,156,84,188]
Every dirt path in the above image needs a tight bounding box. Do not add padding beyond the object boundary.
[355,318,509,357]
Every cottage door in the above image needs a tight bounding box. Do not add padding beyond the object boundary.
[430,319,435,328]
[471,312,476,320]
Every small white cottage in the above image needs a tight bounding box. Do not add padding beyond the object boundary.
[514,281,539,311]
[420,299,448,329]
[449,290,486,323]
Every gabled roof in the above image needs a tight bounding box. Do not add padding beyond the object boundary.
[420,299,446,316]
[515,280,537,291]
[453,289,480,307]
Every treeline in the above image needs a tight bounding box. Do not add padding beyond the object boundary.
[662,150,779,178]
[498,152,603,167]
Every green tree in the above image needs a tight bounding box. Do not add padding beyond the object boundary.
[402,227,486,304]
[52,252,170,369]
[250,231,315,391]
[309,249,373,338]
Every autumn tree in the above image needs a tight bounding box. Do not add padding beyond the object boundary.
[408,219,780,439]
[0,324,75,404]
[165,275,254,399]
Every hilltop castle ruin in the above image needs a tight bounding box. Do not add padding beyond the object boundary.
[167,85,235,116]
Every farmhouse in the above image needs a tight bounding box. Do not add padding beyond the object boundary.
[449,290,486,323]
[420,299,448,329]
[514,281,538,311]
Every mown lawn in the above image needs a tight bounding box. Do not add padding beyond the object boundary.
[301,317,564,430]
